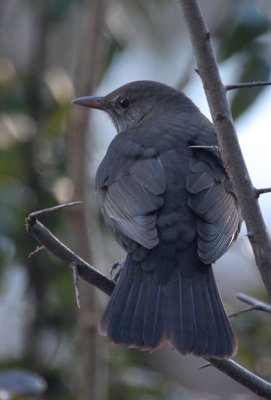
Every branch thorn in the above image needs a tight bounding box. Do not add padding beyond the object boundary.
[28,245,46,258]
[199,361,211,369]
[255,188,271,198]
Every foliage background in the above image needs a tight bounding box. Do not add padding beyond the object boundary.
[0,0,271,399]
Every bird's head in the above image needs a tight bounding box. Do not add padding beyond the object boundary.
[72,80,191,133]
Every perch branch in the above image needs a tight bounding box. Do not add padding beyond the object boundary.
[179,0,271,299]
[26,209,271,399]
[200,358,271,399]
[25,207,115,297]
[207,358,271,399]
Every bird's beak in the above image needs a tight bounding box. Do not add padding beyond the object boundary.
[72,96,106,110]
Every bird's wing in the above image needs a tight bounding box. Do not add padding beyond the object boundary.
[187,149,241,264]
[97,155,166,249]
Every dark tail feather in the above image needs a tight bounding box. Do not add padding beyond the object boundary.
[99,256,166,350]
[164,267,237,358]
[99,257,236,358]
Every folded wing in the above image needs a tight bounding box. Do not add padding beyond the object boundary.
[187,149,241,264]
[97,157,166,249]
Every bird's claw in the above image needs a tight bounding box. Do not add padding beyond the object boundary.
[111,259,125,282]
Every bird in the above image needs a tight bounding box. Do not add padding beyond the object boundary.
[73,80,241,358]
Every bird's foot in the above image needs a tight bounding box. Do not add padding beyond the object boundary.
[111,259,125,282]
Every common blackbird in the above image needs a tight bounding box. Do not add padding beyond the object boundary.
[73,81,241,358]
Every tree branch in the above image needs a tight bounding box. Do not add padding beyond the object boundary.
[179,0,271,299]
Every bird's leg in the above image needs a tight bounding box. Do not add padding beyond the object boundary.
[111,259,125,282]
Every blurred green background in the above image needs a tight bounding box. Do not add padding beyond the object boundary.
[0,0,271,399]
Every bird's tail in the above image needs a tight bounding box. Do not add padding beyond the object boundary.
[99,256,237,358]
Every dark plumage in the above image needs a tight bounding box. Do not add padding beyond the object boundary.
[73,80,242,358]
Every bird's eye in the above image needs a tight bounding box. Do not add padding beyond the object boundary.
[118,98,129,109]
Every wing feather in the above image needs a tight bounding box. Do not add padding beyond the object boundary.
[187,151,241,264]
[98,156,166,249]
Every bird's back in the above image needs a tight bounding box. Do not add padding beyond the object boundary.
[90,82,239,357]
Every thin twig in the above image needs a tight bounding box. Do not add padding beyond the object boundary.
[189,145,220,151]
[255,188,271,198]
[237,293,271,313]
[226,81,271,91]
[228,306,259,318]
[27,201,83,219]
